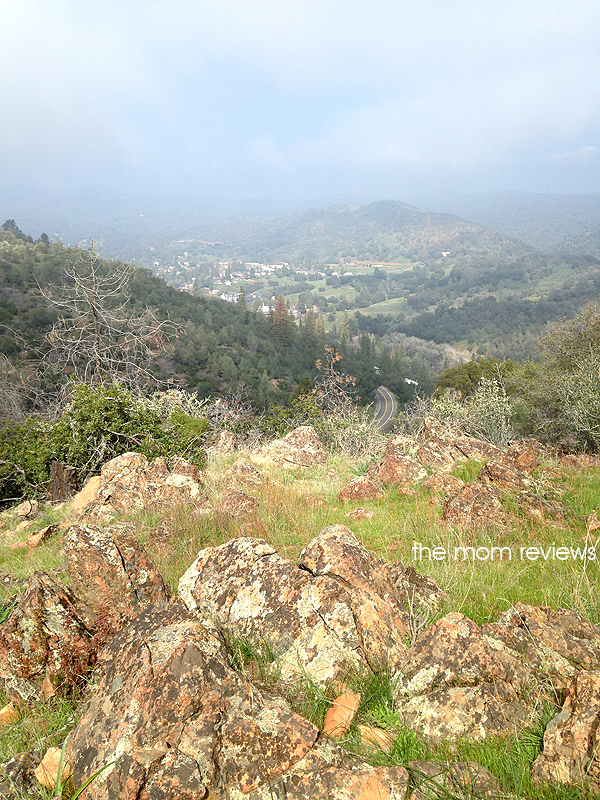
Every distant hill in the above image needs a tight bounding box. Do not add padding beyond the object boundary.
[409,191,600,257]
[176,199,535,265]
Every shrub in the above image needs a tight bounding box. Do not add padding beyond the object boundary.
[0,416,53,503]
[49,383,207,483]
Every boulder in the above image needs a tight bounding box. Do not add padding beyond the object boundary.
[502,439,543,473]
[0,573,95,700]
[209,429,236,454]
[64,522,170,629]
[531,670,600,789]
[379,438,428,486]
[256,425,327,470]
[219,487,259,519]
[442,483,508,528]
[338,476,384,502]
[0,751,41,798]
[346,508,376,521]
[179,526,417,685]
[396,612,531,741]
[66,600,409,800]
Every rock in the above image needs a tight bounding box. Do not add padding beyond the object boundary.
[358,725,394,753]
[379,437,428,486]
[327,469,341,480]
[70,475,102,513]
[225,459,263,490]
[303,493,326,507]
[34,746,73,790]
[442,483,508,528]
[422,473,464,505]
[14,519,33,533]
[10,541,27,551]
[64,522,170,629]
[346,508,376,521]
[219,487,259,519]
[179,526,413,685]
[396,612,530,741]
[209,429,236,454]
[0,751,41,797]
[531,670,600,789]
[322,693,361,739]
[257,425,327,470]
[408,761,505,800]
[66,600,320,800]
[482,604,600,691]
[588,512,600,532]
[171,456,202,482]
[450,435,505,463]
[27,524,57,550]
[72,453,211,525]
[502,440,543,473]
[338,476,384,502]
[0,702,19,727]
[0,573,95,701]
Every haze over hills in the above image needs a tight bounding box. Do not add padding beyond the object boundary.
[410,191,600,257]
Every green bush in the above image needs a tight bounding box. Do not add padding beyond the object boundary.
[50,384,207,481]
[0,416,53,503]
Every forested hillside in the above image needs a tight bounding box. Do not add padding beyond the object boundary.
[0,226,416,409]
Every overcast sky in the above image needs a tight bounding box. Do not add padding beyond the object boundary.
[2,0,600,200]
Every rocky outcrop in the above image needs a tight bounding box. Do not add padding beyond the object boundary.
[338,475,384,502]
[69,452,211,523]
[66,599,410,800]
[178,526,435,685]
[256,425,327,470]
[64,522,170,627]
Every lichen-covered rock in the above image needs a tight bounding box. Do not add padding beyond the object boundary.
[422,473,464,505]
[256,425,327,470]
[64,523,170,628]
[0,573,95,700]
[396,612,531,741]
[531,670,600,789]
[416,435,462,472]
[72,453,211,525]
[379,438,427,486]
[338,476,384,502]
[209,429,236,454]
[346,508,376,520]
[179,527,414,684]
[482,604,600,691]
[478,461,538,493]
[66,600,320,800]
[225,459,263,490]
[0,750,42,797]
[502,440,543,473]
[442,483,508,528]
[220,486,259,519]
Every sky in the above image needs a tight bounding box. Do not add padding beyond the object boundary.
[2,0,600,201]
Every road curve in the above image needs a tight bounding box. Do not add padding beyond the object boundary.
[374,385,398,432]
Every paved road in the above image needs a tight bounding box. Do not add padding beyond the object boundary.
[374,385,398,432]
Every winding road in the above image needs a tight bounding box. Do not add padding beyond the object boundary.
[374,385,398,432]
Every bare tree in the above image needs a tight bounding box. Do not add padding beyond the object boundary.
[40,245,178,393]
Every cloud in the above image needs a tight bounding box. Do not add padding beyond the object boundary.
[545,146,599,163]
[2,1,600,195]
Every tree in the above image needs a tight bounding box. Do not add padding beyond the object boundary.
[271,294,292,345]
[40,245,176,392]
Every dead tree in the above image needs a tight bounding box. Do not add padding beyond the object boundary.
[40,245,178,393]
